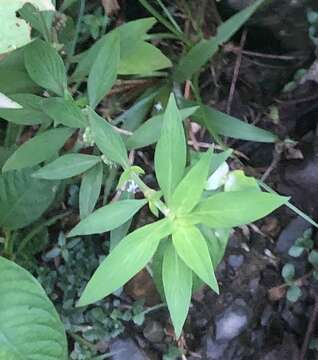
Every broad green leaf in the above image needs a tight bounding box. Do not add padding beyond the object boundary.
[0,93,51,125]
[68,199,147,237]
[0,256,67,360]
[194,105,277,143]
[88,108,129,167]
[0,168,58,229]
[0,69,38,94]
[215,0,265,45]
[73,18,164,80]
[24,39,67,96]
[43,97,87,128]
[172,223,219,293]
[33,154,101,180]
[155,94,186,203]
[0,0,55,54]
[286,285,301,303]
[224,170,260,192]
[88,31,120,108]
[119,41,171,75]
[78,218,172,306]
[209,149,233,175]
[200,226,231,268]
[170,150,212,215]
[186,191,288,228]
[163,242,192,338]
[3,127,74,172]
[174,0,265,82]
[126,107,198,150]
[79,162,103,219]
[282,263,295,281]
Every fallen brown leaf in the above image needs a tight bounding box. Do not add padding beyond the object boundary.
[101,0,120,15]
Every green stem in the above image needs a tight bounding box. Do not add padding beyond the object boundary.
[131,173,170,217]
[3,229,13,258]
[103,167,118,205]
[17,212,71,254]
[155,0,182,33]
[66,0,86,73]
[138,0,189,45]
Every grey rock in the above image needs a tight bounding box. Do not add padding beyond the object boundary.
[206,337,227,359]
[110,338,148,360]
[143,321,164,343]
[215,305,248,342]
[275,216,310,255]
[228,255,244,270]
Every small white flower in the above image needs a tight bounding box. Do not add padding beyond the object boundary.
[154,102,163,112]
[206,162,230,190]
[126,180,139,194]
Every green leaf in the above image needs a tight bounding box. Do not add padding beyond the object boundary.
[194,106,277,143]
[68,199,147,237]
[3,127,74,172]
[126,107,198,150]
[0,169,58,230]
[0,69,38,94]
[155,94,186,203]
[88,31,120,108]
[170,150,212,215]
[78,218,172,306]
[309,250,318,267]
[174,38,218,82]
[200,226,231,268]
[0,0,55,54]
[282,263,295,281]
[88,108,129,167]
[215,0,265,45]
[174,0,265,82]
[79,162,103,219]
[186,191,288,228]
[0,256,67,360]
[33,154,101,180]
[24,39,67,96]
[224,170,260,192]
[163,242,192,338]
[288,245,304,258]
[0,93,50,125]
[119,41,171,75]
[286,285,301,303]
[43,97,87,128]
[172,223,219,293]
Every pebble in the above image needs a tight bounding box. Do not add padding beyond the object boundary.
[215,305,248,341]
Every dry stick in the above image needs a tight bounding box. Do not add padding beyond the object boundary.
[184,80,200,151]
[226,30,247,115]
[300,292,318,360]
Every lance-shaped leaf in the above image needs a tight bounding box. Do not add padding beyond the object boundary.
[3,127,74,172]
[170,150,212,215]
[172,223,219,293]
[88,108,129,167]
[163,242,192,338]
[186,191,288,228]
[154,94,186,203]
[88,31,120,108]
[126,106,198,150]
[24,39,67,96]
[0,256,67,360]
[78,218,172,306]
[43,97,87,128]
[174,0,265,82]
[68,199,147,237]
[33,154,101,180]
[79,163,103,219]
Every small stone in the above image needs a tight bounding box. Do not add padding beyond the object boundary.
[110,338,147,360]
[215,305,248,341]
[206,337,227,359]
[143,321,164,343]
[228,255,244,270]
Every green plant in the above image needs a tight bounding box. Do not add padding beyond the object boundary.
[0,0,310,354]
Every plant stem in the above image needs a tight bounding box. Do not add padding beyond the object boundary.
[138,0,189,45]
[3,229,13,258]
[66,0,86,73]
[131,173,170,217]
